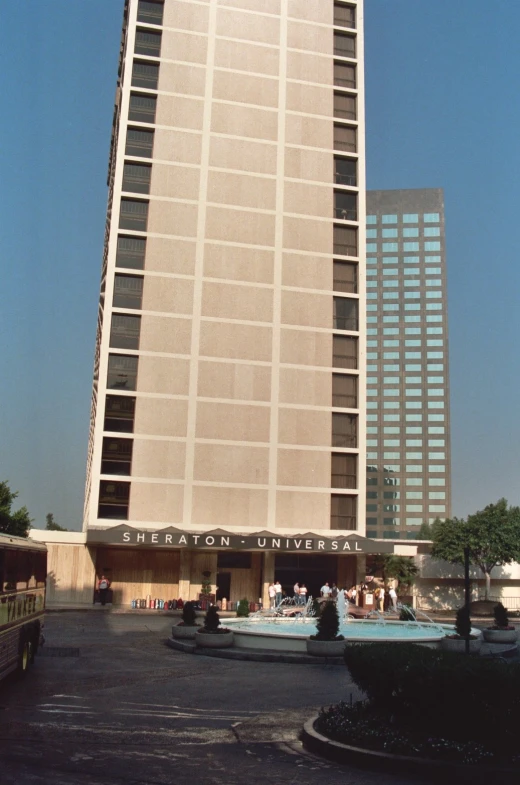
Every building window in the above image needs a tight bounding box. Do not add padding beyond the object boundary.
[110,314,141,350]
[126,128,154,158]
[132,60,159,90]
[332,335,358,369]
[98,480,130,519]
[334,92,356,120]
[134,29,162,58]
[334,123,356,153]
[334,191,357,221]
[137,0,164,26]
[113,274,144,309]
[107,354,138,391]
[332,373,358,408]
[334,32,356,58]
[424,213,440,222]
[334,61,356,89]
[104,395,136,433]
[119,199,149,232]
[333,2,356,28]
[122,163,152,194]
[101,437,133,476]
[333,296,358,331]
[217,551,252,569]
[333,225,357,257]
[333,261,357,293]
[331,494,356,530]
[331,454,357,489]
[129,93,157,124]
[334,157,356,187]
[403,213,418,223]
[116,236,146,270]
[332,413,357,448]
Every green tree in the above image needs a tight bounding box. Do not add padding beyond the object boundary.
[430,499,520,600]
[45,513,67,531]
[371,554,419,593]
[0,481,32,538]
[415,518,442,541]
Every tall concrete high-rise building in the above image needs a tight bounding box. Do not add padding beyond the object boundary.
[81,0,383,606]
[365,189,451,540]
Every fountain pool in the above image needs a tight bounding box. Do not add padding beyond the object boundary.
[225,618,457,652]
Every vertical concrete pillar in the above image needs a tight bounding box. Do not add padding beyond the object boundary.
[356,555,367,586]
[178,549,191,601]
[262,551,275,608]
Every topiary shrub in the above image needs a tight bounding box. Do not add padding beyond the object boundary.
[181,601,197,626]
[237,598,250,617]
[399,606,416,621]
[203,605,220,632]
[311,600,344,641]
[312,598,322,618]
[455,605,471,638]
[493,602,510,629]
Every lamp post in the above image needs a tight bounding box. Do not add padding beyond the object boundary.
[464,546,470,655]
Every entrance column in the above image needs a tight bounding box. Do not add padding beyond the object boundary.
[356,554,367,587]
[261,551,275,608]
[178,549,191,601]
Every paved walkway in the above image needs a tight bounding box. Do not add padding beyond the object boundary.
[0,612,434,785]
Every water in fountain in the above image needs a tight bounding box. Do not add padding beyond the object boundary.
[337,590,346,623]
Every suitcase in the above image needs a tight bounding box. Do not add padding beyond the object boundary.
[140,599,146,609]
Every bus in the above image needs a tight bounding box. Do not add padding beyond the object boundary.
[0,532,47,681]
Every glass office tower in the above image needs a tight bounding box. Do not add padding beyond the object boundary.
[365,189,451,539]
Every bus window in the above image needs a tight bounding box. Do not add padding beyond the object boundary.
[35,552,47,588]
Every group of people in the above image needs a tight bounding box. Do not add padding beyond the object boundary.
[268,580,398,611]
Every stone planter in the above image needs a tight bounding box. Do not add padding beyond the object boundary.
[306,638,346,657]
[441,634,482,654]
[195,630,234,649]
[171,623,200,640]
[483,628,518,644]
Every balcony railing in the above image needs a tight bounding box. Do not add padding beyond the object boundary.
[330,516,357,530]
[331,474,357,489]
[334,171,357,187]
[334,206,357,221]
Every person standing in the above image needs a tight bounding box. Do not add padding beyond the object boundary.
[389,586,398,611]
[98,575,111,606]
[299,583,308,606]
[378,586,385,612]
[268,583,277,609]
[330,583,338,600]
[293,581,300,600]
[350,585,357,605]
[274,580,282,607]
[320,581,331,598]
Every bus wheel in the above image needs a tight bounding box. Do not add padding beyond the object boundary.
[18,640,32,676]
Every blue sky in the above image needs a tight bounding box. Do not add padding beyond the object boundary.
[0,0,518,530]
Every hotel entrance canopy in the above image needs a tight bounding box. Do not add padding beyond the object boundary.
[87,525,395,554]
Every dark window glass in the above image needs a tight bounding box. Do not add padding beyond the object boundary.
[332,373,358,408]
[132,60,159,90]
[110,314,141,350]
[126,128,154,158]
[98,481,130,519]
[334,191,357,221]
[137,0,164,25]
[334,296,358,330]
[217,552,252,569]
[135,29,162,57]
[331,454,357,489]
[367,477,378,486]
[113,274,143,309]
[116,236,146,270]
[334,2,356,28]
[129,93,157,124]
[333,261,357,293]
[101,438,133,476]
[107,354,138,390]
[334,157,356,186]
[334,124,356,153]
[334,32,356,58]
[334,92,356,120]
[119,199,149,232]
[122,163,151,194]
[104,395,136,433]
[333,225,357,256]
[334,62,356,88]
[332,413,357,448]
[330,496,356,529]
[333,335,358,369]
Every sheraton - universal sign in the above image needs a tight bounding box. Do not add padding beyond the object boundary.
[87,525,394,554]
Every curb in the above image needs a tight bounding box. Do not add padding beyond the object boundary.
[166,637,344,664]
[301,714,516,784]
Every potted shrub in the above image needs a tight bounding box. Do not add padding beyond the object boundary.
[483,603,517,643]
[172,600,200,639]
[236,598,250,618]
[195,605,234,648]
[441,606,482,653]
[306,601,346,656]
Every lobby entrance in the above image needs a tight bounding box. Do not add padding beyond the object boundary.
[274,553,339,600]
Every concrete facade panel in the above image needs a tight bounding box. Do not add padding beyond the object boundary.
[193,443,269,484]
[137,356,190,396]
[213,70,279,108]
[279,367,332,407]
[160,30,208,64]
[281,289,332,329]
[209,135,277,176]
[278,407,331,447]
[152,128,203,165]
[139,315,192,355]
[203,243,274,284]
[141,276,194,315]
[214,37,279,76]
[128,483,184,523]
[211,102,278,141]
[280,328,333,367]
[195,401,270,442]
[191,485,269,528]
[207,170,276,210]
[281,252,333,291]
[143,237,196,276]
[134,398,189,438]
[199,320,273,362]
[147,200,198,237]
[162,0,210,33]
[155,94,204,131]
[197,361,271,402]
[276,490,331,530]
[277,448,331,488]
[131,440,187,480]
[201,280,273,322]
[205,206,276,246]
[216,7,280,45]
